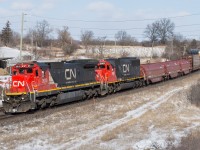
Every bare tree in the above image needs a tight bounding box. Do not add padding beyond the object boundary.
[163,33,187,59]
[189,39,197,49]
[11,31,20,46]
[57,26,71,48]
[144,18,175,45]
[144,22,159,43]
[81,30,94,52]
[57,26,77,55]
[157,18,175,44]
[115,30,136,46]
[33,20,53,47]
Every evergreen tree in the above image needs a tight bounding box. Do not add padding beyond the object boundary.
[0,21,12,46]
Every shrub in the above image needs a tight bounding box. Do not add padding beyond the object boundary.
[187,80,200,107]
[170,130,200,150]
[63,43,78,55]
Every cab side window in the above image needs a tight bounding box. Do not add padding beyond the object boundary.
[13,71,17,75]
[19,69,25,74]
[107,65,110,70]
[27,68,33,73]
[36,70,39,76]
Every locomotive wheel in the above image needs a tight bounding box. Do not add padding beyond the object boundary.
[108,85,113,94]
[41,101,47,109]
[50,100,55,107]
[93,89,98,97]
[139,80,143,87]
[87,89,93,99]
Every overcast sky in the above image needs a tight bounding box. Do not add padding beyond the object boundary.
[0,0,200,41]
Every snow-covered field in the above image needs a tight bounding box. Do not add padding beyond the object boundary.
[0,72,199,150]
[0,47,32,64]
[0,46,166,63]
[74,46,166,58]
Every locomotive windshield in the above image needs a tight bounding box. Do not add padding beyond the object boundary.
[98,65,105,69]
[13,68,33,75]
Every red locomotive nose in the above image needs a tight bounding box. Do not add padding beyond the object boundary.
[11,75,26,93]
[95,69,102,81]
[12,75,25,87]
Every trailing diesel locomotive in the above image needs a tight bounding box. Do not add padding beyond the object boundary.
[2,55,200,113]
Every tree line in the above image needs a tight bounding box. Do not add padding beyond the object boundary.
[0,18,199,57]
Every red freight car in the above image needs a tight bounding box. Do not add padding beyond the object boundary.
[164,60,181,78]
[178,59,192,75]
[141,62,165,84]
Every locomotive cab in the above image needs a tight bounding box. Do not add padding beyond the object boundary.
[10,62,50,93]
[95,60,117,83]
[3,62,56,113]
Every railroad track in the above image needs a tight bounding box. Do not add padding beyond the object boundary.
[0,107,16,120]
[0,71,199,124]
[0,113,14,120]
[0,107,4,112]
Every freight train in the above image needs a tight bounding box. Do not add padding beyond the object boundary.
[2,55,200,113]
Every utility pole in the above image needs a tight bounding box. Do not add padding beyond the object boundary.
[31,32,34,58]
[183,44,186,56]
[20,12,26,61]
[170,36,174,60]
[151,40,154,59]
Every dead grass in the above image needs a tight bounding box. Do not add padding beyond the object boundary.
[170,130,200,150]
[0,72,199,149]
[187,80,200,107]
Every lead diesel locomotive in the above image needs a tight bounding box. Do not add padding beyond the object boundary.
[3,58,142,113]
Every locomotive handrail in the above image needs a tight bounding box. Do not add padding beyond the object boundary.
[26,81,31,93]
[4,77,12,94]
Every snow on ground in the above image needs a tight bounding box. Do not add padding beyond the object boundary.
[0,73,199,150]
[60,87,183,150]
[0,75,11,106]
[0,47,33,66]
[0,47,32,59]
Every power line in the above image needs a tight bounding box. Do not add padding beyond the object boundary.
[0,15,21,20]
[30,13,200,23]
[0,21,21,25]
[25,20,200,31]
[176,24,200,28]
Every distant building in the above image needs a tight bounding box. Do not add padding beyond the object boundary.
[189,49,200,55]
[0,57,13,69]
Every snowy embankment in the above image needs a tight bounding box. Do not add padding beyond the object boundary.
[0,75,11,107]
[0,73,199,150]
[0,47,32,65]
[74,46,166,58]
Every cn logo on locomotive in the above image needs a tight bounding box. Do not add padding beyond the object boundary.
[122,64,130,73]
[65,69,77,80]
[13,81,25,87]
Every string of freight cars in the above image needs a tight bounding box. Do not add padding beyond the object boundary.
[2,55,200,114]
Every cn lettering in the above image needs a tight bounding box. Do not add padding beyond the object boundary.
[13,81,25,87]
[123,64,130,73]
[65,69,76,80]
